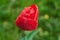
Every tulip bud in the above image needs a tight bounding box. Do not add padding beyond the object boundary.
[16,4,39,31]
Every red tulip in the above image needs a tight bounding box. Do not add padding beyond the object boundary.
[16,4,39,31]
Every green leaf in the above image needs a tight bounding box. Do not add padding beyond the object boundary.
[28,29,40,40]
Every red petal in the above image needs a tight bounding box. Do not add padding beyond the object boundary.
[16,4,39,31]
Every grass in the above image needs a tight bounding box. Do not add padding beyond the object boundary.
[0,0,60,40]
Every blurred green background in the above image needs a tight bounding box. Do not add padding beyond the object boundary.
[0,0,60,40]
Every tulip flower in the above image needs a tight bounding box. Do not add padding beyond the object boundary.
[16,4,39,31]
